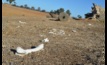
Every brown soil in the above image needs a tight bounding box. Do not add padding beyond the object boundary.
[2,4,105,65]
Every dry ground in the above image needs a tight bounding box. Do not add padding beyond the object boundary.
[2,4,105,65]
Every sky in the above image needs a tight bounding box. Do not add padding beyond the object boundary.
[2,0,105,18]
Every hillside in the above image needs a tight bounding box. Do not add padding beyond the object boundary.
[2,4,105,65]
[2,4,49,17]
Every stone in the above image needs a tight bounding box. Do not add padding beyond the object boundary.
[85,3,105,20]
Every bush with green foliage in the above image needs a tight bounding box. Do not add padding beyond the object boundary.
[41,10,46,12]
[72,17,78,20]
[66,10,71,16]
[20,5,24,8]
[77,15,82,19]
[50,8,65,14]
[50,10,54,14]
[85,13,93,18]
[6,0,15,4]
[59,8,64,13]
[23,4,30,9]
[31,6,35,10]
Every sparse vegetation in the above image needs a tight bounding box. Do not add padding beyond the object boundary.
[37,7,41,11]
[59,8,64,13]
[2,2,105,65]
[20,5,24,8]
[24,4,30,9]
[49,8,71,16]
[31,6,35,10]
[72,16,78,20]
[24,4,28,8]
[4,1,71,15]
[41,9,46,12]
[50,10,54,14]
[6,0,15,4]
[55,8,64,14]
[53,10,59,14]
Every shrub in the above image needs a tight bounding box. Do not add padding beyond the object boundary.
[41,10,46,12]
[77,15,82,19]
[66,10,71,16]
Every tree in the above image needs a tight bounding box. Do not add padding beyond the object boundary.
[37,7,41,11]
[50,10,54,14]
[12,1,16,6]
[41,10,46,12]
[66,10,71,16]
[72,16,78,20]
[85,13,93,18]
[54,8,64,14]
[24,4,28,8]
[53,10,58,14]
[24,4,29,9]
[24,4,30,9]
[20,5,24,8]
[31,6,35,10]
[7,0,15,4]
[77,15,82,19]
[59,8,64,13]
[6,0,9,3]
[56,9,60,14]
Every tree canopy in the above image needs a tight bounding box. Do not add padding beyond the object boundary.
[66,10,71,16]
[6,0,15,4]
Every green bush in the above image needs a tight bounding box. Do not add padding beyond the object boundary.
[66,10,71,16]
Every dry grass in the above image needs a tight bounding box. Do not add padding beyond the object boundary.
[2,4,105,65]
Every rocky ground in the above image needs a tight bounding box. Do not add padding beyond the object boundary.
[2,16,105,65]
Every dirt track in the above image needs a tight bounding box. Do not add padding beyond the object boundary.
[2,4,105,65]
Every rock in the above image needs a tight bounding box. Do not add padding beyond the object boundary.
[92,3,105,19]
[49,28,65,36]
[85,3,105,20]
[58,12,69,21]
[2,45,6,48]
[88,23,92,26]
[19,21,26,24]
[94,51,102,58]
[42,38,49,43]
[72,29,77,32]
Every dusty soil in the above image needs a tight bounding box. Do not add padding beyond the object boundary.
[2,4,105,65]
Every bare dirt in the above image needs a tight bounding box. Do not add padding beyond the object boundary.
[2,4,105,65]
